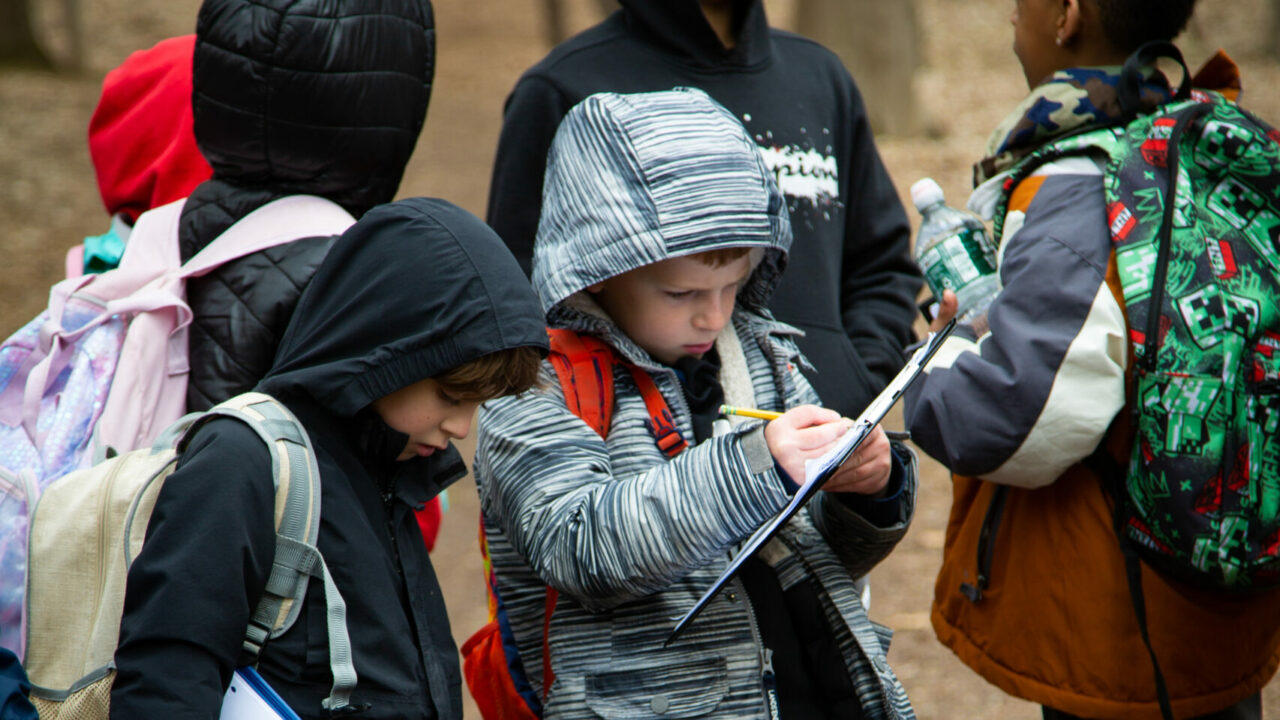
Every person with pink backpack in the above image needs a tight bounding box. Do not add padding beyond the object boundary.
[0,0,439,657]
[0,33,212,658]
[65,34,212,279]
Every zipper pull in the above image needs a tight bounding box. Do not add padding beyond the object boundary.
[762,648,781,720]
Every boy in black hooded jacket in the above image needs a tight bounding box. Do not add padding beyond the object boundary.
[110,198,548,720]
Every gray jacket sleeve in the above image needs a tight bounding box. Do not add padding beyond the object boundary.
[475,370,790,612]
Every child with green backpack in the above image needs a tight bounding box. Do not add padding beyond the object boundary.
[903,0,1280,718]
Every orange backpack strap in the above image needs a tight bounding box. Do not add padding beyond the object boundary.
[625,366,688,457]
[546,328,616,438]
[546,328,687,457]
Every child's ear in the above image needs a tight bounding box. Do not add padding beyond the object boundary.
[586,282,604,294]
[1058,0,1083,47]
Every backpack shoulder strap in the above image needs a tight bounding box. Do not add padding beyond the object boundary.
[990,126,1122,245]
[183,392,358,714]
[545,328,687,457]
[546,328,616,439]
[179,195,356,279]
[625,366,688,458]
[112,198,186,276]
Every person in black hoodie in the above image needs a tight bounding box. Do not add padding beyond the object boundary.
[110,198,549,720]
[487,0,923,419]
[181,0,435,411]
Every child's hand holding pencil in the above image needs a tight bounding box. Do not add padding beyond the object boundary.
[723,403,891,496]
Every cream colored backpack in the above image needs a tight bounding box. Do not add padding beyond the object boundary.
[22,392,358,718]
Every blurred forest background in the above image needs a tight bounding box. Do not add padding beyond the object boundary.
[1,0,1278,717]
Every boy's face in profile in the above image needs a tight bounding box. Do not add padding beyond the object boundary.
[588,252,752,365]
[372,378,482,461]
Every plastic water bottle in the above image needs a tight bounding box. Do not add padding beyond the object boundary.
[910,178,1000,323]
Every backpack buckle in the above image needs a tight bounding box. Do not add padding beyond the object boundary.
[647,415,688,458]
[242,617,274,658]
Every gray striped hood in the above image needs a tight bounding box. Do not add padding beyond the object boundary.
[531,87,792,317]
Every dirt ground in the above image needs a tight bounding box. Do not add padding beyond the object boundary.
[2,1,1279,718]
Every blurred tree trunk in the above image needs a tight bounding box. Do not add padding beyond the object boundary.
[795,0,922,136]
[1272,0,1280,59]
[0,0,53,68]
[64,0,83,71]
[544,0,617,46]
[542,0,567,47]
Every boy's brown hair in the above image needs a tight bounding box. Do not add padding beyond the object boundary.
[438,346,545,400]
[691,246,751,268]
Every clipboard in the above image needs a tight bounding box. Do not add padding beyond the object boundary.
[665,319,956,646]
[220,666,302,720]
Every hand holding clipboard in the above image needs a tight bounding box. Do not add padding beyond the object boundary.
[665,319,956,646]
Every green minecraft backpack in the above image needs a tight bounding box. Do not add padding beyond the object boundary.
[995,43,1280,595]
[991,43,1280,719]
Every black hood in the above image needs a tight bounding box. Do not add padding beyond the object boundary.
[618,0,770,69]
[257,197,549,417]
[193,0,434,216]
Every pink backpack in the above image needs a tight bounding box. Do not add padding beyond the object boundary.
[0,195,355,655]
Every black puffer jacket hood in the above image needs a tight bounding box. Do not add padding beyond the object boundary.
[618,0,769,69]
[258,197,549,417]
[180,0,435,412]
[193,0,433,215]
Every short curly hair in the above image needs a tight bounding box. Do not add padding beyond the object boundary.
[1092,0,1199,52]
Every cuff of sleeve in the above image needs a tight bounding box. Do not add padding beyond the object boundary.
[740,424,774,475]
[774,462,800,495]
[835,447,907,527]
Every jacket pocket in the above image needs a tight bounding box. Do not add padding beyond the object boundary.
[870,620,894,656]
[584,655,728,719]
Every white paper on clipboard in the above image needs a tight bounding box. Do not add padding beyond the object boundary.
[665,320,956,645]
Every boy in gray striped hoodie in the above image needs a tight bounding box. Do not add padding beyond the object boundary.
[474,87,919,719]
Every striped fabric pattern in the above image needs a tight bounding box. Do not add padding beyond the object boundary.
[476,313,917,719]
[532,87,791,314]
[476,88,916,719]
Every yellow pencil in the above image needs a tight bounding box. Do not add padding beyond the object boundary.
[718,404,783,421]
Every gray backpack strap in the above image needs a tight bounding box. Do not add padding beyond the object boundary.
[185,392,357,713]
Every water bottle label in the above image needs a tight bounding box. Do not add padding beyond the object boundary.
[919,227,996,295]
